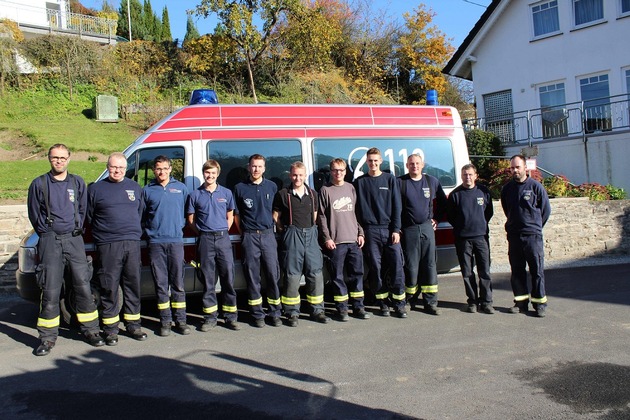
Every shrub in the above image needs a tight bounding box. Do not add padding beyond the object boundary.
[606,185,626,200]
[465,129,505,181]
[542,175,571,198]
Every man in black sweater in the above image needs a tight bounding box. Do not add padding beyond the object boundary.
[447,163,494,314]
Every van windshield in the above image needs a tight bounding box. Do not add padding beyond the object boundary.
[208,140,302,191]
[313,138,456,189]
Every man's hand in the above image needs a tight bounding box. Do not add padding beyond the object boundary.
[391,231,400,244]
[325,239,336,250]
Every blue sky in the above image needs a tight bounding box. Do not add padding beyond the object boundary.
[81,0,489,48]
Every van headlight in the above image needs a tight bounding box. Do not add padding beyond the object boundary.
[18,246,38,273]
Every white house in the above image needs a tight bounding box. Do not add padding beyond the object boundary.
[0,0,117,44]
[444,0,630,193]
[0,0,69,30]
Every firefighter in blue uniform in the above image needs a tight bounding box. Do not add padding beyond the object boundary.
[398,152,447,315]
[142,155,190,336]
[501,154,551,317]
[187,159,240,331]
[447,163,495,314]
[233,154,282,328]
[88,152,147,345]
[27,144,104,356]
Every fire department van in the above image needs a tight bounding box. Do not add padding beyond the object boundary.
[16,103,469,309]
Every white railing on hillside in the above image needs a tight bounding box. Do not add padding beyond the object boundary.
[464,94,630,145]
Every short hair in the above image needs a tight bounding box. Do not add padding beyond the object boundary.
[202,159,221,174]
[329,158,347,169]
[249,154,266,164]
[153,155,171,168]
[461,163,477,173]
[366,147,381,157]
[407,151,425,162]
[108,152,127,165]
[290,161,306,172]
[510,154,526,163]
[48,144,70,157]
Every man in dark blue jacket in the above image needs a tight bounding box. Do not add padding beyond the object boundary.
[447,163,494,314]
[143,155,190,336]
[88,152,147,345]
[501,154,551,317]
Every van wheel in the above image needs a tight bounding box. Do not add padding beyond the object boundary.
[59,288,77,327]
[92,285,124,315]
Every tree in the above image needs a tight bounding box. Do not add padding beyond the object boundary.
[183,15,200,46]
[21,35,99,99]
[161,7,172,42]
[395,5,454,104]
[0,19,23,96]
[118,0,146,41]
[193,0,303,103]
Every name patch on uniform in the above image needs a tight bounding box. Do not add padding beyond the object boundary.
[423,187,431,198]
[244,198,254,209]
[379,187,389,190]
[126,190,136,201]
[168,188,182,194]
[67,189,75,203]
[477,197,484,206]
[217,198,227,203]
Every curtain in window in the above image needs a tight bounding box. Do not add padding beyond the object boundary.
[574,0,603,25]
[623,0,630,13]
[533,2,560,36]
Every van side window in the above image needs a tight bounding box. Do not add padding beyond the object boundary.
[125,147,186,187]
[207,140,302,191]
[313,138,457,190]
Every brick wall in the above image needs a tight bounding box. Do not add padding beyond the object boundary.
[1,199,629,294]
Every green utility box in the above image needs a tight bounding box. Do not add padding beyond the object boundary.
[93,95,119,122]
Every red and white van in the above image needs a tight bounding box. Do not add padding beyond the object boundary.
[17,103,469,304]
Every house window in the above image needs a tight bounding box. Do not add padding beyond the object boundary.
[532,1,560,37]
[623,0,630,14]
[539,83,567,138]
[483,90,515,144]
[573,0,604,26]
[580,74,611,132]
[626,69,630,93]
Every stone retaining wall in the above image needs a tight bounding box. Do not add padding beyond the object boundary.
[1,199,629,294]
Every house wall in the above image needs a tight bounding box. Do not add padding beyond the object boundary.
[472,1,630,117]
[504,130,630,193]
[0,0,68,28]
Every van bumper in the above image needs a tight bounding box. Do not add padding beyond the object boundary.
[16,270,40,302]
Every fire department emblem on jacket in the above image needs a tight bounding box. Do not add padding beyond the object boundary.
[477,197,484,206]
[244,198,254,209]
[423,187,431,198]
[68,189,75,203]
[126,190,136,201]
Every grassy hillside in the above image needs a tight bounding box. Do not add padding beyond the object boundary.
[0,89,144,202]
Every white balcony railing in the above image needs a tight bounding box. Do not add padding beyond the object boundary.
[464,94,630,145]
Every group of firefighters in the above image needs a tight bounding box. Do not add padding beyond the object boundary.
[27,144,550,356]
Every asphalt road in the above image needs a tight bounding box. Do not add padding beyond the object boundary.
[1,262,629,420]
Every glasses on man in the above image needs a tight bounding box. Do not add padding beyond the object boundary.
[49,156,69,162]
[330,168,346,173]
[108,165,126,171]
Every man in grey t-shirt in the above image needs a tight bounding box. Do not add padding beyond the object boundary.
[317,158,370,321]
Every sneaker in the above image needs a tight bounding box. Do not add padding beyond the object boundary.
[200,319,217,332]
[105,334,118,346]
[337,311,350,322]
[535,307,546,318]
[269,316,282,327]
[225,320,241,331]
[253,318,266,328]
[425,305,441,316]
[287,314,299,327]
[379,305,391,317]
[508,305,527,314]
[394,308,408,318]
[466,304,477,313]
[354,308,371,319]
[86,333,105,347]
[159,324,171,337]
[174,323,191,335]
[481,305,495,315]
[311,312,331,324]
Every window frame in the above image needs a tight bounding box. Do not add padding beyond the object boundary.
[572,0,605,28]
[531,0,561,38]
